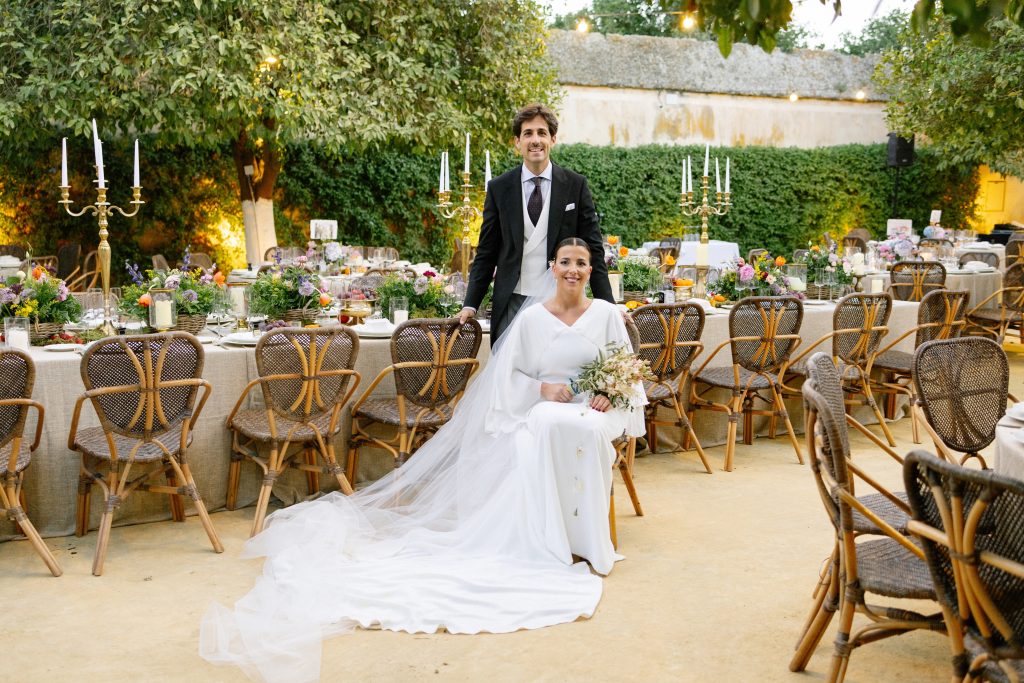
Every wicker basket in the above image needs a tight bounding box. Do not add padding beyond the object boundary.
[623,290,648,304]
[283,308,315,326]
[172,314,208,335]
[806,284,848,300]
[30,321,64,343]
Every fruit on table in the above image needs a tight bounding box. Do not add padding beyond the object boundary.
[673,278,694,287]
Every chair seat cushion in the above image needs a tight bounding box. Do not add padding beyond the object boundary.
[872,350,914,373]
[73,424,191,462]
[230,408,337,443]
[644,377,682,402]
[695,366,773,390]
[964,633,1024,683]
[354,398,453,428]
[852,491,909,535]
[856,537,935,600]
[0,440,31,473]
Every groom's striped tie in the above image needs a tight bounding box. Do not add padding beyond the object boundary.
[527,177,543,227]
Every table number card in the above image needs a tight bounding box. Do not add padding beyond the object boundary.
[310,219,338,240]
[886,219,913,237]
[930,210,942,224]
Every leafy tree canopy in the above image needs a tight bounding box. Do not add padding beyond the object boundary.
[876,17,1024,177]
[837,9,910,55]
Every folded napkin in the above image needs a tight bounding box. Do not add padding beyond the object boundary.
[687,298,713,311]
[962,260,991,271]
[410,262,433,275]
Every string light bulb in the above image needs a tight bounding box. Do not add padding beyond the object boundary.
[855,89,866,100]
[681,13,696,31]
[576,17,589,33]
[789,92,799,102]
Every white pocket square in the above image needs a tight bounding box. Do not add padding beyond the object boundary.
[565,203,576,212]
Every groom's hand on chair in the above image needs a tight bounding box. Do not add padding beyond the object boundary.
[541,382,574,403]
[589,395,611,412]
[458,307,475,324]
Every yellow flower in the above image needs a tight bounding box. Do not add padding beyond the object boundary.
[664,254,676,266]
[810,245,820,252]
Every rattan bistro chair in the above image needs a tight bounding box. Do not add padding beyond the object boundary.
[780,292,896,446]
[919,238,955,251]
[913,337,1008,469]
[959,250,1001,268]
[871,289,969,444]
[747,248,769,264]
[1007,236,1024,268]
[347,319,482,479]
[610,319,643,549]
[0,351,61,576]
[966,262,1024,344]
[889,260,947,302]
[690,296,804,471]
[226,328,362,536]
[67,250,100,292]
[68,333,222,576]
[630,302,711,473]
[789,354,944,683]
[904,451,1024,683]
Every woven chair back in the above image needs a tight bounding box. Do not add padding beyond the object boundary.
[650,246,679,265]
[624,316,640,354]
[913,337,1008,456]
[264,246,281,261]
[842,236,868,253]
[80,333,203,440]
[189,252,214,272]
[391,318,482,409]
[660,237,682,249]
[916,289,968,346]
[631,302,705,381]
[56,243,81,280]
[254,327,360,423]
[904,450,1024,667]
[890,261,946,302]
[351,273,387,296]
[831,292,892,365]
[0,350,33,457]
[0,245,27,260]
[1003,262,1024,314]
[728,296,803,373]
[381,247,400,261]
[919,238,954,250]
[802,353,853,523]
[747,248,769,264]
[1008,238,1024,266]
[151,254,170,271]
[792,248,809,262]
[846,228,872,243]
[957,250,999,268]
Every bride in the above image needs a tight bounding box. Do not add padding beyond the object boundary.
[201,238,646,682]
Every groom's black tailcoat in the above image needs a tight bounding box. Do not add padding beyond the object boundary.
[463,162,613,340]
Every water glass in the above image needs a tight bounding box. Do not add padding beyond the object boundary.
[4,317,29,351]
[85,288,104,321]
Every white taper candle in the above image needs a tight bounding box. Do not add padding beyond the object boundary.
[703,144,709,177]
[464,133,470,173]
[725,157,730,193]
[485,150,491,186]
[61,138,68,186]
[438,152,444,192]
[133,139,140,187]
[715,157,721,193]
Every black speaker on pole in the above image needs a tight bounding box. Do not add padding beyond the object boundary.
[887,133,915,167]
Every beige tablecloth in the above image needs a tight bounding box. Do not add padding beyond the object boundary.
[8,300,920,541]
[993,415,1024,481]
[955,244,1006,271]
[861,270,1002,309]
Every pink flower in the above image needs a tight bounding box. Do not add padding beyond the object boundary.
[738,265,755,282]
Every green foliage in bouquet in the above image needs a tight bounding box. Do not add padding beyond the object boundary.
[0,268,82,323]
[707,253,799,301]
[376,271,462,319]
[571,342,655,410]
[247,266,330,320]
[119,261,225,319]
[798,243,854,285]
[620,255,662,292]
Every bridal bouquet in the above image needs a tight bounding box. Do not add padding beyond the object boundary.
[572,343,654,409]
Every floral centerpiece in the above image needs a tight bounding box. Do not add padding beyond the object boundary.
[120,261,226,333]
[247,265,332,324]
[376,271,461,319]
[611,249,661,301]
[874,236,916,267]
[798,243,854,294]
[0,265,82,341]
[707,253,799,303]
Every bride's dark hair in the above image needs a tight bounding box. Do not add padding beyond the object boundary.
[555,237,590,261]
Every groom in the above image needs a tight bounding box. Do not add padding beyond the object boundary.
[459,103,613,343]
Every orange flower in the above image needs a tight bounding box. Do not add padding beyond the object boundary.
[607,235,619,245]
[810,245,820,252]
[31,265,45,280]
[625,300,641,310]
[775,256,786,267]
[138,293,152,307]
[319,292,331,307]
[713,293,727,303]
[213,271,226,285]
[618,246,629,258]
[664,254,676,266]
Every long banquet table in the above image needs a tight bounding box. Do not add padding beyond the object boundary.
[4,300,920,541]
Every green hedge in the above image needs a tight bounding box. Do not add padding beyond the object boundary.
[0,139,979,285]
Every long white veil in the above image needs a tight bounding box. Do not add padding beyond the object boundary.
[199,273,609,683]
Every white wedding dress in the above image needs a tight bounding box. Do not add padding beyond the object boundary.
[200,295,645,683]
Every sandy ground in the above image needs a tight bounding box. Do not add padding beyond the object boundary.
[11,353,1018,682]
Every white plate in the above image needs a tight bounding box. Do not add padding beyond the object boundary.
[351,324,394,338]
[43,343,84,352]
[221,332,261,346]
[802,299,833,306]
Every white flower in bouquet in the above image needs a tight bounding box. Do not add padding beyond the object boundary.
[324,242,343,262]
[851,252,865,266]
[571,343,654,410]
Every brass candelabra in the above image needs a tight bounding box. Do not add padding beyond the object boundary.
[680,175,731,299]
[437,171,484,281]
[59,180,144,335]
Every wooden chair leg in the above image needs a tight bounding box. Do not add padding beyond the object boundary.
[648,421,658,454]
[827,578,858,683]
[345,443,359,484]
[862,383,896,447]
[791,548,840,671]
[165,461,185,522]
[724,394,741,472]
[673,396,712,474]
[908,387,921,445]
[683,410,696,451]
[11,505,63,576]
[76,470,92,537]
[325,443,354,495]
[250,447,280,537]
[742,394,755,445]
[91,472,119,576]
[608,487,617,550]
[772,383,804,464]
[225,453,242,511]
[618,461,643,516]
[303,447,320,495]
[178,462,224,553]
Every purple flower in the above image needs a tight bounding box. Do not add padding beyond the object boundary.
[413,276,429,295]
[298,278,315,297]
[182,245,191,271]
[199,273,213,285]
[738,265,755,282]
[0,289,15,304]
[57,281,69,302]
[181,289,198,303]
[125,260,145,285]
[274,249,283,265]
[164,274,181,289]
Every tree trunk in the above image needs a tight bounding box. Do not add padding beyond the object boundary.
[234,127,282,265]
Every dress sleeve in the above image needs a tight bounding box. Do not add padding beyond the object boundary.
[484,307,546,435]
